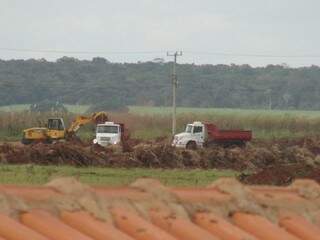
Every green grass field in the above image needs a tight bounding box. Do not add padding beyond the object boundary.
[0,104,31,112]
[0,164,237,186]
[2,104,320,118]
[129,106,320,118]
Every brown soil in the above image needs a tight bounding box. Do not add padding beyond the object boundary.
[239,164,320,186]
[1,137,320,185]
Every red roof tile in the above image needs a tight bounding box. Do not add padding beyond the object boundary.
[149,209,219,240]
[61,211,134,240]
[0,178,318,240]
[232,212,300,240]
[193,212,257,240]
[279,214,320,240]
[21,210,93,240]
[111,207,177,240]
[0,213,48,240]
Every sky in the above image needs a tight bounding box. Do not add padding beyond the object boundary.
[1,0,320,66]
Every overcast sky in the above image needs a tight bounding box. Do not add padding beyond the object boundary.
[1,0,320,66]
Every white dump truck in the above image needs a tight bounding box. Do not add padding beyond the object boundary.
[93,121,127,146]
[172,121,252,149]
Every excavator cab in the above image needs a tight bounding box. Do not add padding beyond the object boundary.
[47,118,66,140]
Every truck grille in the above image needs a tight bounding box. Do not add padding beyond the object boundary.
[100,137,110,141]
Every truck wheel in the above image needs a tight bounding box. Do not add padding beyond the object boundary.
[44,138,53,144]
[238,141,246,148]
[186,141,197,150]
[21,138,32,145]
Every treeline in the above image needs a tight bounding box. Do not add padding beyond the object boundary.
[0,57,320,110]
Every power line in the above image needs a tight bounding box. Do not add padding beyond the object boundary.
[0,48,165,55]
[1,47,320,58]
[185,51,320,58]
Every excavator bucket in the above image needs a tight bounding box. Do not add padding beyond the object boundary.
[91,112,108,124]
[65,111,108,142]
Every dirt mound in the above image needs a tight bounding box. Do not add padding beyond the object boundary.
[1,137,320,185]
[239,164,320,186]
[0,144,15,154]
[1,143,104,166]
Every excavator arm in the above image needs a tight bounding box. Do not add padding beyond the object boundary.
[66,112,108,138]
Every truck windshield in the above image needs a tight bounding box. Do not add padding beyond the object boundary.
[185,125,193,133]
[193,126,203,133]
[97,125,118,134]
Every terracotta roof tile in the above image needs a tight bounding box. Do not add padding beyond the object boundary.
[111,207,177,240]
[149,209,219,240]
[279,214,320,240]
[0,178,319,240]
[21,210,93,240]
[170,187,231,203]
[0,213,48,240]
[94,186,150,201]
[232,212,300,240]
[60,211,134,240]
[0,185,59,201]
[193,212,257,240]
[315,213,320,227]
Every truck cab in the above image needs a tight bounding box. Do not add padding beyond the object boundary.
[172,121,252,149]
[93,122,122,146]
[172,122,205,149]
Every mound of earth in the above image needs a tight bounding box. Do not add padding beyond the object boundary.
[1,137,320,185]
[239,164,320,186]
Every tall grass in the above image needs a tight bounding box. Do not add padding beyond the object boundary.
[0,104,90,114]
[110,112,320,139]
[129,106,320,139]
[1,110,320,141]
[129,106,320,118]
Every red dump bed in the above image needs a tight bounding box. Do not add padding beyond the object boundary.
[117,123,130,142]
[205,123,252,142]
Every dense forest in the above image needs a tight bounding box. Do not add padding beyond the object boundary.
[0,57,320,110]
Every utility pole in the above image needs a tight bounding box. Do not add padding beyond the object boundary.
[265,89,272,110]
[167,51,182,136]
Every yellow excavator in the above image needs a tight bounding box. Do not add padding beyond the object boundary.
[21,112,108,144]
